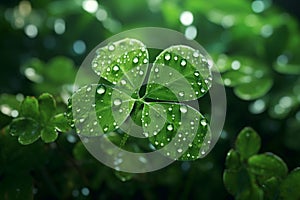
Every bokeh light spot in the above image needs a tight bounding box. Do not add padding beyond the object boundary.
[185,26,197,40]
[73,40,86,55]
[82,0,99,13]
[180,11,194,26]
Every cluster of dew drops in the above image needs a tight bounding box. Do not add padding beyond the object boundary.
[91,40,148,85]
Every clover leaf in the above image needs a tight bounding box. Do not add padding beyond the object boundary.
[9,93,70,144]
[70,38,212,161]
[217,56,273,100]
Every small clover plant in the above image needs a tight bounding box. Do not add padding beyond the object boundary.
[224,127,300,200]
[9,93,70,144]
[68,38,213,161]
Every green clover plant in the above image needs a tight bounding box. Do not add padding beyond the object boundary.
[68,38,213,161]
[224,127,300,200]
[9,93,70,144]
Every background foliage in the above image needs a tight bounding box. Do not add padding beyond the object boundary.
[0,0,300,199]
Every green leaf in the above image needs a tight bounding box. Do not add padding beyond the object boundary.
[222,71,253,87]
[273,63,300,75]
[38,93,56,122]
[71,84,135,136]
[9,118,40,145]
[143,102,211,160]
[225,149,241,170]
[20,96,39,120]
[235,127,261,159]
[234,78,273,100]
[114,171,133,182]
[146,45,212,101]
[52,113,71,132]
[91,38,149,94]
[237,185,264,200]
[223,168,251,196]
[280,168,300,200]
[248,153,288,180]
[262,177,281,200]
[41,125,58,143]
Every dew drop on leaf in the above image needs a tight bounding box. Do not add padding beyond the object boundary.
[194,71,200,77]
[179,91,185,97]
[167,124,174,131]
[86,86,92,92]
[201,119,207,126]
[103,126,108,132]
[97,85,106,94]
[180,59,187,67]
[133,57,139,64]
[112,65,119,72]
[193,51,199,58]
[164,53,171,61]
[113,98,122,106]
[108,44,115,51]
[120,79,127,85]
[180,105,188,113]
[177,148,183,153]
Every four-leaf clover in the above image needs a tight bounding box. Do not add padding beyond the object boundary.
[70,38,213,160]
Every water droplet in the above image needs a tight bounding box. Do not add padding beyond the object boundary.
[180,59,187,67]
[113,65,119,71]
[200,119,207,126]
[103,126,108,132]
[143,58,148,64]
[193,51,199,57]
[108,44,115,51]
[201,151,205,155]
[120,79,127,85]
[180,105,188,113]
[164,53,171,61]
[167,124,173,131]
[177,148,183,153]
[154,68,159,73]
[179,91,185,97]
[194,71,200,77]
[86,86,92,92]
[168,107,172,111]
[143,132,149,137]
[139,70,144,75]
[97,85,106,94]
[79,118,85,123]
[174,56,178,61]
[133,57,139,64]
[113,99,122,106]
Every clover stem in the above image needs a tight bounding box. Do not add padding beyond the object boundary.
[120,133,129,148]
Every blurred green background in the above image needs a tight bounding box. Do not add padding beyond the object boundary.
[0,0,300,199]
